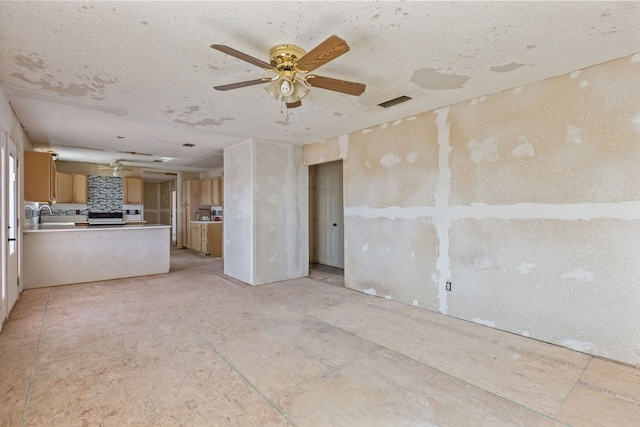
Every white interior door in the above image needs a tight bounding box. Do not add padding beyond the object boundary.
[316,161,343,268]
[6,136,19,312]
[1,131,7,328]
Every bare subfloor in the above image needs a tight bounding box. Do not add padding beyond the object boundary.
[1,248,638,426]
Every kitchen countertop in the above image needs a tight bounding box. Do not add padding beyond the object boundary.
[24,223,170,233]
[191,220,223,224]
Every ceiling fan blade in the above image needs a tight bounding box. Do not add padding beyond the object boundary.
[286,100,302,109]
[305,75,366,96]
[211,44,274,70]
[295,35,350,73]
[214,78,272,91]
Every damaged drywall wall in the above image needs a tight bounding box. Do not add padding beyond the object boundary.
[224,138,308,285]
[253,139,308,284]
[223,139,254,284]
[303,53,640,365]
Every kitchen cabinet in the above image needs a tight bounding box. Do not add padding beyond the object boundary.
[212,177,221,205]
[182,180,200,206]
[206,222,223,257]
[180,206,191,248]
[24,151,56,203]
[55,172,73,203]
[189,221,223,256]
[124,177,143,204]
[73,174,87,203]
[200,178,213,205]
[219,175,224,206]
[189,222,202,252]
[55,172,87,204]
[181,180,201,248]
[198,177,222,206]
[201,224,208,253]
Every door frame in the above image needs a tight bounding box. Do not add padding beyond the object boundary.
[309,160,344,269]
[1,130,21,330]
[1,130,7,329]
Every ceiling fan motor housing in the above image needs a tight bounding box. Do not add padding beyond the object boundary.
[269,44,306,70]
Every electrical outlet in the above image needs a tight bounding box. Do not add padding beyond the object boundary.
[446,281,452,291]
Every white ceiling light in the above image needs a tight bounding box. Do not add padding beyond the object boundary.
[279,78,293,96]
[264,77,310,105]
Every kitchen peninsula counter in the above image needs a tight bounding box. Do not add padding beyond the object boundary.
[24,223,163,232]
[23,224,170,288]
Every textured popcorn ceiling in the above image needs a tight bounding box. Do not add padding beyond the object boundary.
[0,1,639,171]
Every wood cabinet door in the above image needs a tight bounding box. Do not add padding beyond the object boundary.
[200,178,212,205]
[24,151,55,202]
[190,180,201,208]
[72,174,87,203]
[190,225,201,252]
[55,172,73,203]
[181,207,191,247]
[124,177,143,204]
[219,175,224,206]
[181,181,189,206]
[207,223,223,257]
[211,178,220,205]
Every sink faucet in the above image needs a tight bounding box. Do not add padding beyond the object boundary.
[38,204,53,223]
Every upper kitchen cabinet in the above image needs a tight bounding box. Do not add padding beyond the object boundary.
[200,176,222,206]
[219,175,224,206]
[55,172,87,204]
[73,174,87,203]
[124,177,143,204]
[24,151,56,203]
[200,178,213,205]
[181,179,200,207]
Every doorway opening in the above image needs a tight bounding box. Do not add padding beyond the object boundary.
[309,160,344,282]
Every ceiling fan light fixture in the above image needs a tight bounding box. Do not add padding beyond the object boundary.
[264,80,281,100]
[293,81,310,100]
[279,78,293,96]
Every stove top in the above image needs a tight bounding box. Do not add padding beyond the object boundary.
[88,212,125,226]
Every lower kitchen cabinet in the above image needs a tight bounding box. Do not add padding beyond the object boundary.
[206,222,223,257]
[189,221,223,256]
[189,222,202,252]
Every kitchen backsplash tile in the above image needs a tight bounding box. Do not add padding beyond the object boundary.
[88,176,123,213]
[47,203,89,216]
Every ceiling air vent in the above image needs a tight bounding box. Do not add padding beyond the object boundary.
[182,143,195,147]
[378,95,412,109]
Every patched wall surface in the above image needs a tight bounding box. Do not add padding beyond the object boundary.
[303,53,640,365]
[223,140,254,284]
[253,140,308,285]
[347,114,439,208]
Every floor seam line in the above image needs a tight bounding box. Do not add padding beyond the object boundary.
[157,295,298,427]
[274,345,384,395]
[314,317,572,423]
[552,355,594,419]
[19,291,50,427]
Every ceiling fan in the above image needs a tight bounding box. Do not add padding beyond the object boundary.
[211,35,366,109]
[98,161,133,177]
